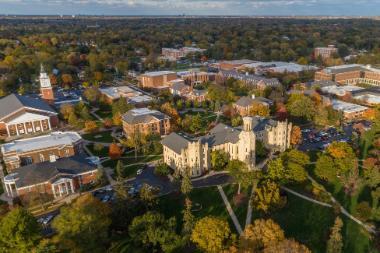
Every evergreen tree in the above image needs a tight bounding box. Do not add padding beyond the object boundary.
[182,198,195,236]
[115,160,124,180]
[181,171,193,195]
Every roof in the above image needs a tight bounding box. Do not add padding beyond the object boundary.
[171,82,189,92]
[122,108,170,124]
[220,70,280,86]
[331,99,368,113]
[5,156,97,188]
[235,96,272,107]
[1,131,82,154]
[99,86,140,99]
[251,117,278,132]
[321,85,364,96]
[201,123,240,146]
[161,132,190,154]
[142,71,176,77]
[0,94,56,120]
[323,64,365,74]
[221,59,256,66]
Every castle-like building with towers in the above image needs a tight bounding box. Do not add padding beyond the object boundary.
[162,116,292,177]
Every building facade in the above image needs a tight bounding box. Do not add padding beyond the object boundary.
[40,65,55,104]
[162,116,292,177]
[3,156,98,201]
[314,45,338,59]
[218,70,281,90]
[1,131,83,172]
[122,108,171,137]
[162,47,205,61]
[233,95,272,116]
[0,94,58,139]
[140,71,178,88]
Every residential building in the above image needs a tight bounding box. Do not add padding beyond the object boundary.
[0,94,58,139]
[3,156,99,201]
[139,71,177,88]
[162,116,291,177]
[218,70,281,90]
[314,45,338,59]
[233,95,272,116]
[314,64,380,86]
[1,131,83,172]
[122,108,171,137]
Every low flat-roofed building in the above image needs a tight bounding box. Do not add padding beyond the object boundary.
[99,86,153,105]
[140,71,178,88]
[330,99,369,120]
[0,94,58,139]
[219,59,257,70]
[351,87,380,105]
[1,131,83,172]
[3,155,99,201]
[233,95,272,116]
[321,85,364,97]
[122,108,171,137]
[240,61,318,74]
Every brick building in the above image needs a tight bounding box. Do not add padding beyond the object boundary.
[314,64,380,86]
[1,131,83,172]
[3,156,98,201]
[161,47,205,61]
[218,70,281,90]
[233,95,272,116]
[140,71,177,88]
[314,45,338,60]
[122,108,171,137]
[0,94,58,139]
[177,71,216,86]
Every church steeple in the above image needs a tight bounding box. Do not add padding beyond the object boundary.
[40,64,54,104]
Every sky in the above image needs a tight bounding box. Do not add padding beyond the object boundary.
[0,0,378,16]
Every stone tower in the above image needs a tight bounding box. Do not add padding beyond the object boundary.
[40,65,54,104]
[238,117,256,170]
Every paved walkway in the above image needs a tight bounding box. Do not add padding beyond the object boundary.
[217,185,243,235]
[280,186,332,208]
[90,108,104,122]
[245,185,255,228]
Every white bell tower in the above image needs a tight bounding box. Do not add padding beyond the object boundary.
[40,64,54,104]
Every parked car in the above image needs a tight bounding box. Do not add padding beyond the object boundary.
[137,169,143,175]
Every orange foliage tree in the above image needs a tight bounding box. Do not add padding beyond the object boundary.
[109,143,122,160]
[249,103,270,117]
[290,126,302,146]
[84,120,98,133]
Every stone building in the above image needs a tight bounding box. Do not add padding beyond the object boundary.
[1,131,83,172]
[162,116,292,177]
[0,94,58,139]
[233,95,273,116]
[3,156,98,201]
[139,71,177,88]
[122,108,171,137]
[314,45,338,60]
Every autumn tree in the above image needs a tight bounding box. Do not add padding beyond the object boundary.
[240,219,285,251]
[191,216,233,253]
[249,102,270,117]
[290,125,302,146]
[227,160,257,195]
[211,150,229,171]
[83,87,100,104]
[84,120,98,133]
[52,194,111,252]
[286,94,315,121]
[263,239,311,253]
[60,104,75,120]
[109,143,122,160]
[326,217,344,253]
[115,160,124,180]
[253,180,285,213]
[0,208,41,252]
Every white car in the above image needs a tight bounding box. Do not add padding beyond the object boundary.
[136,169,143,175]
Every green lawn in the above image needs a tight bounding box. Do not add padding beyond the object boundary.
[223,184,250,226]
[158,186,235,232]
[82,130,115,143]
[86,143,109,157]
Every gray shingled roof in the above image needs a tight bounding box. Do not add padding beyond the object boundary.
[235,96,272,107]
[201,125,240,146]
[171,82,189,92]
[122,109,170,124]
[0,94,57,120]
[10,156,97,188]
[252,117,278,132]
[161,132,190,154]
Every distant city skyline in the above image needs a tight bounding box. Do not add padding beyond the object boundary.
[0,0,379,16]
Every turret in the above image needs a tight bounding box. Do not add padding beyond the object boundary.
[40,64,54,104]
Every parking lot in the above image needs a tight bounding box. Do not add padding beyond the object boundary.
[298,125,353,152]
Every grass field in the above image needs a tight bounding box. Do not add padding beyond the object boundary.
[86,143,109,157]
[82,130,115,143]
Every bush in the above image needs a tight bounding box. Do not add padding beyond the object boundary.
[154,163,171,176]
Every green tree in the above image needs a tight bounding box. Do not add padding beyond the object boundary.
[0,208,41,253]
[52,194,111,253]
[326,217,344,253]
[115,160,124,180]
[182,198,195,238]
[315,154,336,181]
[191,216,233,253]
[253,180,284,213]
[211,150,229,171]
[128,212,182,253]
[139,183,158,210]
[154,162,171,176]
[181,171,193,195]
[227,160,255,195]
[286,94,315,121]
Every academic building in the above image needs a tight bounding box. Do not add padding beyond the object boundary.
[139,71,177,88]
[0,94,58,139]
[122,108,171,137]
[314,45,338,60]
[162,117,292,177]
[1,131,83,172]
[314,64,380,86]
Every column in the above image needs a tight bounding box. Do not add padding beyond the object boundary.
[15,124,19,136]
[52,185,57,199]
[70,180,75,194]
[58,184,62,197]
[32,121,36,133]
[65,181,69,195]
[40,120,44,132]
[48,119,52,130]
[5,183,11,197]
[6,124,10,137]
